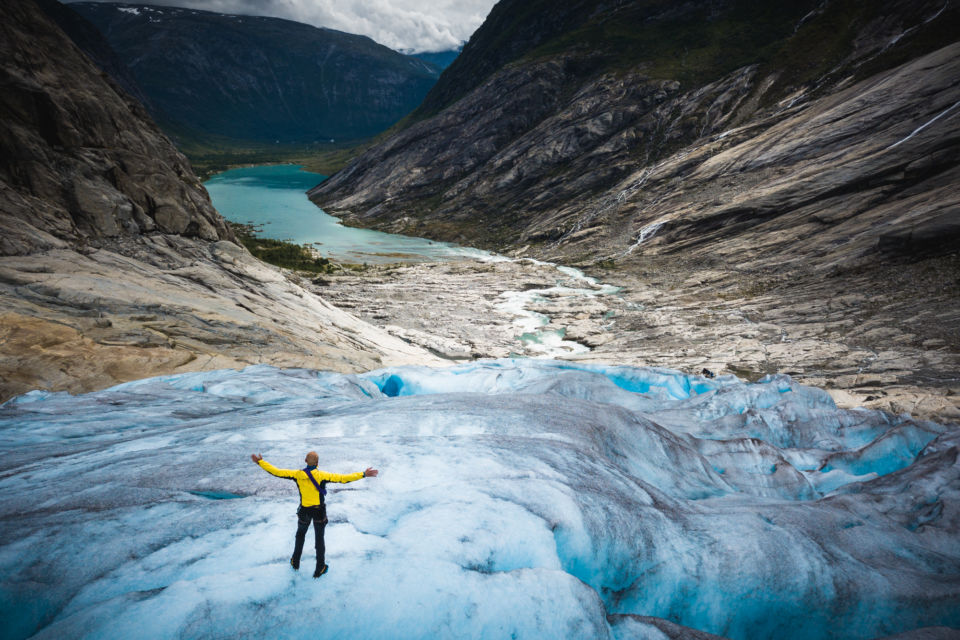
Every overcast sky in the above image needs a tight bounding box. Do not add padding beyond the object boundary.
[64,0,497,53]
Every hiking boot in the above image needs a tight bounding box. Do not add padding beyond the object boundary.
[313,564,328,578]
[290,557,300,571]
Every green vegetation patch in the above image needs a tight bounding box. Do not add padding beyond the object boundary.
[527,1,820,85]
[163,117,382,181]
[182,140,369,182]
[520,0,956,101]
[228,222,335,274]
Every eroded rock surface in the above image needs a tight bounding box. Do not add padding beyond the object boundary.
[311,2,960,268]
[0,235,442,401]
[0,0,440,401]
[314,256,959,421]
[0,0,231,254]
[309,0,959,420]
[316,259,590,361]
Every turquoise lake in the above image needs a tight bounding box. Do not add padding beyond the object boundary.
[204,164,488,264]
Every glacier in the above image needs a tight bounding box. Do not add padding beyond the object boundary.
[0,359,957,639]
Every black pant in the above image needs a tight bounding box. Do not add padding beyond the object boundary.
[293,504,327,567]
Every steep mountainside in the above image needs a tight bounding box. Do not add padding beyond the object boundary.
[310,0,960,415]
[70,2,441,144]
[34,0,151,109]
[0,0,232,255]
[412,48,462,71]
[311,0,959,262]
[0,0,439,401]
[410,0,608,119]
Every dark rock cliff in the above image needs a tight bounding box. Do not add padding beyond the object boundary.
[70,2,441,144]
[34,0,150,109]
[0,0,233,256]
[412,0,604,119]
[310,0,960,270]
[412,49,462,72]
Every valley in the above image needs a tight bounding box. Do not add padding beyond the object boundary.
[1,0,958,638]
[313,252,960,421]
[303,0,960,422]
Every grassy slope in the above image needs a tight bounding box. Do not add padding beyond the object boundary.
[181,115,412,180]
[172,121,368,180]
[187,143,359,182]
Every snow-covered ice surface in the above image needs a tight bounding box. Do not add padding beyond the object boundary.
[1,360,958,640]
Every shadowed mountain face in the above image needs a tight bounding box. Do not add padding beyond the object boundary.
[0,0,232,255]
[412,48,462,71]
[0,0,438,401]
[34,0,151,109]
[311,0,960,267]
[70,2,441,144]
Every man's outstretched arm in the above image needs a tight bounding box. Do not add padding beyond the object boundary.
[250,453,298,478]
[319,467,379,483]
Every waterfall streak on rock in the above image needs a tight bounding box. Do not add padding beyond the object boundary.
[885,99,960,151]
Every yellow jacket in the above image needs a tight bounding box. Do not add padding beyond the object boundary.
[258,459,364,507]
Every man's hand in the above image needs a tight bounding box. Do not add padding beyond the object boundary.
[251,453,263,463]
[364,467,379,478]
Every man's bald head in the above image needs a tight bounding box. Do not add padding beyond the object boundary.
[305,451,319,467]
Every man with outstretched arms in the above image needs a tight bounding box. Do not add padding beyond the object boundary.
[251,451,378,578]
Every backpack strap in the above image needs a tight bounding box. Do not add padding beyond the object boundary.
[302,466,327,498]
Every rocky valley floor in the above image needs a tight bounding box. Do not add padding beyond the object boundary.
[311,254,960,421]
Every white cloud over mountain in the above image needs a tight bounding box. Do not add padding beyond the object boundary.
[65,0,495,52]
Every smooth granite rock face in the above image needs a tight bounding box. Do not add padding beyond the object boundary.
[310,0,959,268]
[312,39,960,269]
[0,235,442,401]
[0,0,441,400]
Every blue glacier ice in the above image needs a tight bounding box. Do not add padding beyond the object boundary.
[0,359,957,639]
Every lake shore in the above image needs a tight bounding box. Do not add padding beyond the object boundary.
[201,164,959,422]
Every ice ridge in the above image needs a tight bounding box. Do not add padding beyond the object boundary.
[0,359,957,639]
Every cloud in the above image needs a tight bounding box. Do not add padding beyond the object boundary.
[65,0,495,52]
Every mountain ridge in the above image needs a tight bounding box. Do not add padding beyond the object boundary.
[311,0,959,261]
[70,2,441,145]
[0,0,232,255]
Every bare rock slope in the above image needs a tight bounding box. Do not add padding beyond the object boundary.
[312,1,959,265]
[310,0,960,417]
[0,0,439,401]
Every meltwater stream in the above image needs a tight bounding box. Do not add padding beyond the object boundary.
[1,360,957,639]
[205,164,620,357]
